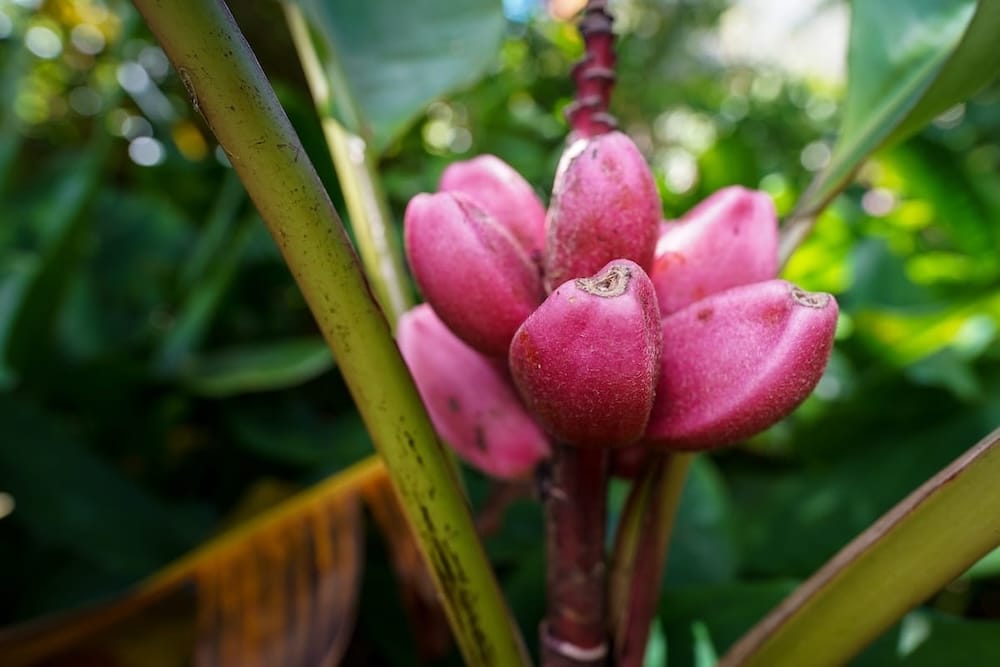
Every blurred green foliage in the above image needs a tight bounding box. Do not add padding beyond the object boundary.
[0,0,998,664]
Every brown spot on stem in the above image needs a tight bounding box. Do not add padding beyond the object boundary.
[696,308,713,322]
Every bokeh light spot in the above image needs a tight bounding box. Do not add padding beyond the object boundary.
[69,86,102,116]
[117,61,150,93]
[25,25,62,59]
[71,23,105,55]
[800,141,831,171]
[0,12,13,39]
[0,492,14,520]
[128,136,165,166]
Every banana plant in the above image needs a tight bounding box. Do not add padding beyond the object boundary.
[0,1,998,666]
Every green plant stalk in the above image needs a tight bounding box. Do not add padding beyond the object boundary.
[284,2,413,327]
[129,2,529,665]
[609,451,694,667]
[282,0,463,486]
[722,427,1000,667]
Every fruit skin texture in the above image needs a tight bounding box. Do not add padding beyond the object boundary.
[403,191,544,358]
[644,279,839,450]
[544,132,661,291]
[397,305,550,479]
[651,186,779,316]
[439,154,547,266]
[509,259,662,448]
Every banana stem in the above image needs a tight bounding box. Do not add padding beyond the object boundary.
[609,451,694,667]
[283,2,413,326]
[130,2,528,664]
[541,444,609,667]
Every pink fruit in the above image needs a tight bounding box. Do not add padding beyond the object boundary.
[645,280,838,450]
[439,155,547,265]
[404,192,545,357]
[509,260,662,448]
[397,305,551,479]
[544,132,661,291]
[651,186,779,316]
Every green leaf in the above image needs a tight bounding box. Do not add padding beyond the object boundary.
[848,609,1000,666]
[644,619,668,667]
[692,621,719,667]
[732,401,999,579]
[0,397,204,578]
[0,254,38,389]
[796,0,1000,218]
[720,428,1000,667]
[226,398,372,466]
[666,457,739,588]
[181,337,335,397]
[3,147,110,375]
[61,188,194,363]
[961,544,1000,580]
[661,581,798,667]
[297,0,505,153]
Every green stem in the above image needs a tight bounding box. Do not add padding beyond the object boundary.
[284,2,413,327]
[609,451,694,667]
[130,2,528,664]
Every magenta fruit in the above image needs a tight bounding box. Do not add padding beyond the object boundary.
[651,186,779,316]
[439,154,547,265]
[644,279,838,450]
[403,191,545,357]
[397,305,550,479]
[509,259,662,448]
[544,132,661,291]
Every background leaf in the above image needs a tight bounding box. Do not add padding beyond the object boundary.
[181,338,335,397]
[796,0,1000,217]
[0,397,206,581]
[297,0,506,153]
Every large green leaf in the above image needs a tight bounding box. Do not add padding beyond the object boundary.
[661,581,798,666]
[0,397,204,579]
[226,398,371,466]
[721,427,1000,667]
[855,612,1000,666]
[795,0,1000,219]
[731,397,1000,579]
[296,0,505,153]
[666,456,739,588]
[181,337,335,397]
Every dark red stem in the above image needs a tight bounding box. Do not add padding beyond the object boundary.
[540,443,610,667]
[565,0,617,139]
